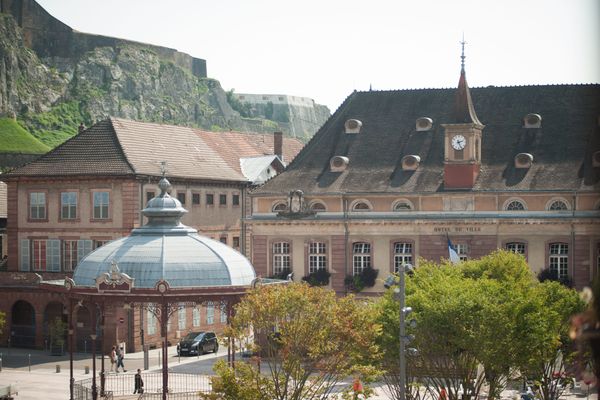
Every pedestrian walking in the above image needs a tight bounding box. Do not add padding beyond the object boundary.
[134,369,144,394]
[109,346,117,372]
[116,346,126,372]
[440,386,448,400]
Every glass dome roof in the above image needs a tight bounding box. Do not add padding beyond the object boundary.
[72,176,256,289]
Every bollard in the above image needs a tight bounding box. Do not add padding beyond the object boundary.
[84,340,87,354]
[0,357,2,372]
[28,354,31,372]
[56,364,61,373]
[85,365,90,374]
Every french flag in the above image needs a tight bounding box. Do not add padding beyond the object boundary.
[447,235,460,264]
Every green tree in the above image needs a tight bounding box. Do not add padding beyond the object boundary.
[208,283,380,400]
[375,250,564,400]
[0,310,5,334]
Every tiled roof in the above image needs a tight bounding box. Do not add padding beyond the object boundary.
[6,119,134,177]
[255,84,600,195]
[7,118,304,182]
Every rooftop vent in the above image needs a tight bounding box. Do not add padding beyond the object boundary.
[593,151,600,168]
[330,156,349,172]
[514,153,534,169]
[344,119,362,134]
[523,113,542,128]
[416,117,433,131]
[401,155,421,171]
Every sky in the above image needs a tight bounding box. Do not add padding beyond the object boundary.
[37,0,599,112]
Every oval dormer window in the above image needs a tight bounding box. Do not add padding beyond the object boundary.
[416,117,433,131]
[514,153,534,169]
[344,119,362,134]
[330,156,349,172]
[524,113,542,128]
[352,201,371,211]
[401,155,421,171]
[272,202,287,212]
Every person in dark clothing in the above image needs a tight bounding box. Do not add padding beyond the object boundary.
[134,369,144,394]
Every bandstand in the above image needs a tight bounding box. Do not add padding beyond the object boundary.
[42,175,259,400]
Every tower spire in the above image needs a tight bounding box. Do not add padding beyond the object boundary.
[460,33,467,72]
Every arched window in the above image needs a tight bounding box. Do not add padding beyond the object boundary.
[352,201,371,211]
[393,200,413,211]
[548,200,568,211]
[505,200,526,211]
[272,202,287,212]
[310,202,326,212]
[393,242,413,273]
[352,242,371,275]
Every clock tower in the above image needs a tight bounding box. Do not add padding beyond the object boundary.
[442,41,485,189]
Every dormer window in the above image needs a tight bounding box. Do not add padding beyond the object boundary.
[310,202,326,212]
[416,117,433,131]
[593,151,600,167]
[505,199,526,211]
[401,155,421,171]
[523,113,542,128]
[330,156,349,172]
[514,153,534,169]
[344,119,362,134]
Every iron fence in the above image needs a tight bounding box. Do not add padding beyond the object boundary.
[74,372,211,399]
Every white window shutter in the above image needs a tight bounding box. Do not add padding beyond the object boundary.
[20,239,30,271]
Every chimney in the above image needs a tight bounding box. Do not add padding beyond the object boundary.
[274,131,283,161]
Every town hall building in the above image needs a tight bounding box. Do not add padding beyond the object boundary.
[247,61,600,295]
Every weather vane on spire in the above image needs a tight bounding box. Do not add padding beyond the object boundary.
[460,33,467,71]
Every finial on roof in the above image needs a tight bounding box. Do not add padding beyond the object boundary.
[460,33,467,72]
[160,161,168,177]
[158,161,170,196]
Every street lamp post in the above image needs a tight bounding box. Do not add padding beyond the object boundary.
[385,264,416,400]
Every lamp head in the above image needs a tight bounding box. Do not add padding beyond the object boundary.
[383,275,397,289]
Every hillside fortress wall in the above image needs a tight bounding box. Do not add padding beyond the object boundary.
[0,0,207,78]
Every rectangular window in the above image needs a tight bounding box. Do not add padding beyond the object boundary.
[20,239,30,271]
[549,243,569,280]
[32,239,47,271]
[77,240,93,264]
[393,242,413,273]
[273,242,291,275]
[220,302,227,323]
[219,194,227,206]
[147,308,156,335]
[232,194,240,206]
[46,239,60,272]
[192,193,200,205]
[61,192,77,219]
[29,192,46,220]
[93,239,110,249]
[93,191,110,219]
[62,240,78,272]
[146,191,155,204]
[206,194,214,205]
[177,192,186,205]
[308,242,327,274]
[506,242,526,255]
[233,237,240,250]
[456,244,469,261]
[206,302,214,325]
[219,236,227,245]
[192,308,201,327]
[178,306,186,330]
[353,242,371,275]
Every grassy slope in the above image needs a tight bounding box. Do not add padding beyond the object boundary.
[0,117,50,153]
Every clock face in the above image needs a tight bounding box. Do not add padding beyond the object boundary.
[451,135,466,150]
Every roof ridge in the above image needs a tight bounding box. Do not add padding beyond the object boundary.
[108,117,139,175]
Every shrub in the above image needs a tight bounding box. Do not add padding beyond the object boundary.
[302,268,331,286]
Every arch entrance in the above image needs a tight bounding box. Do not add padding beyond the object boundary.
[11,300,36,348]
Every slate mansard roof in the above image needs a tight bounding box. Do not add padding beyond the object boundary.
[7,118,304,182]
[255,84,600,195]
